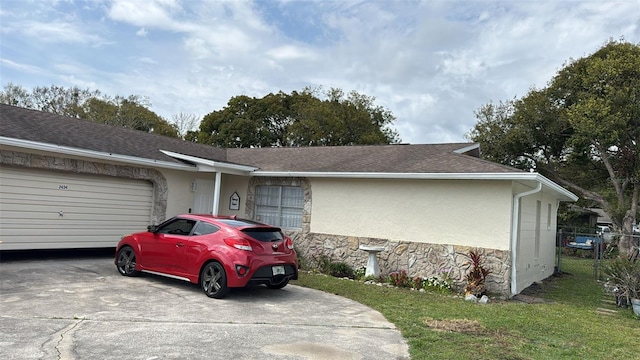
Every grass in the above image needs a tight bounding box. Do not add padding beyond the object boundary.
[291,257,640,360]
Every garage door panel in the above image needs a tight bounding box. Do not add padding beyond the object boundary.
[1,204,152,217]
[0,238,122,250]
[1,226,145,237]
[0,167,154,250]
[1,221,149,233]
[0,195,153,210]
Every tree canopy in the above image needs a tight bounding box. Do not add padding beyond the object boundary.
[0,83,179,138]
[190,88,401,147]
[467,40,640,259]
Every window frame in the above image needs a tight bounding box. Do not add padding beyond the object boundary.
[254,185,304,229]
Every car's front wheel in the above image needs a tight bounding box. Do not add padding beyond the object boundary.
[266,278,289,289]
[116,246,140,276]
[200,262,229,299]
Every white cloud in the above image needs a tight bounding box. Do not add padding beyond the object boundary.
[21,20,107,45]
[266,45,315,61]
[1,0,638,144]
[0,59,44,75]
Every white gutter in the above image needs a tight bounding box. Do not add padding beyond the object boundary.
[510,182,543,297]
[1,136,196,170]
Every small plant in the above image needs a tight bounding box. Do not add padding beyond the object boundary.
[464,250,491,297]
[354,266,367,280]
[309,252,355,278]
[388,270,413,288]
[295,246,308,270]
[605,257,640,307]
[413,275,453,293]
[329,261,355,278]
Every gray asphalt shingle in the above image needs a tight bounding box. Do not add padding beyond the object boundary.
[1,104,522,174]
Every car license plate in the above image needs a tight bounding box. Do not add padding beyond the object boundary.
[272,265,285,276]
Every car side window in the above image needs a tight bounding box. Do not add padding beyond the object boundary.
[192,222,220,236]
[157,218,196,235]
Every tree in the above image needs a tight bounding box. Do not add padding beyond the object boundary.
[171,112,200,138]
[196,88,400,147]
[0,83,179,138]
[467,40,640,259]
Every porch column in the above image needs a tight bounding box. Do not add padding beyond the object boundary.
[212,171,221,216]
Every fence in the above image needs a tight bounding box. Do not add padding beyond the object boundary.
[556,227,640,280]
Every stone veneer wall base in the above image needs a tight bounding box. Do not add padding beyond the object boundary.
[285,230,511,297]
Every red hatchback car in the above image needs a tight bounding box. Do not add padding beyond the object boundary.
[115,214,298,298]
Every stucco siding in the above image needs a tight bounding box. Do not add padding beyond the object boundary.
[515,191,558,292]
[219,174,250,216]
[157,169,196,218]
[309,178,513,250]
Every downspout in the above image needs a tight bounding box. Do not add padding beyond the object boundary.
[510,182,542,297]
[212,171,222,216]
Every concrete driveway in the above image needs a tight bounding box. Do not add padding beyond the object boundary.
[0,251,409,360]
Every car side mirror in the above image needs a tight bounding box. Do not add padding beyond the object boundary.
[147,225,158,233]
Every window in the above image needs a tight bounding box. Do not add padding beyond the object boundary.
[192,222,219,236]
[255,186,303,228]
[157,218,196,235]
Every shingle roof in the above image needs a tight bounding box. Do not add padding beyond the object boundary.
[0,103,227,165]
[0,104,523,174]
[227,145,521,173]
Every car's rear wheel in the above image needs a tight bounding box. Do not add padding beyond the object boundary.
[200,262,229,299]
[116,246,140,276]
[266,278,289,289]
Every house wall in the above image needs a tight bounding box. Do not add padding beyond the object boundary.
[515,190,559,292]
[243,176,513,296]
[158,169,197,218]
[219,174,250,216]
[309,178,513,250]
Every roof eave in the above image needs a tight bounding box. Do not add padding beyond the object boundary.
[160,150,258,175]
[0,136,196,171]
[252,171,579,201]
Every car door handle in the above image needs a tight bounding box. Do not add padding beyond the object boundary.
[176,243,185,247]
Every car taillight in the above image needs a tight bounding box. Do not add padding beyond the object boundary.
[224,237,252,251]
[284,237,294,250]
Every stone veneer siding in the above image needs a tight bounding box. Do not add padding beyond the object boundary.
[0,150,168,224]
[245,176,511,297]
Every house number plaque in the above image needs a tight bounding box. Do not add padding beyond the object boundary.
[229,192,240,210]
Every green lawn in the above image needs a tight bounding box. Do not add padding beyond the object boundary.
[292,257,640,360]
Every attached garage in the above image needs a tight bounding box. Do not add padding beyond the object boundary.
[0,166,153,250]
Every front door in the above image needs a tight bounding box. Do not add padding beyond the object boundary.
[192,179,216,214]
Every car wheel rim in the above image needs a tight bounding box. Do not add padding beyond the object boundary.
[117,248,136,275]
[203,264,223,295]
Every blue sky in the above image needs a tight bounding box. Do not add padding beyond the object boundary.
[1,0,639,144]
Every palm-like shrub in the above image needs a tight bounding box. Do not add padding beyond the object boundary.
[605,257,640,306]
[464,250,491,297]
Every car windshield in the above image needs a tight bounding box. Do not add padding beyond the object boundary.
[241,228,284,242]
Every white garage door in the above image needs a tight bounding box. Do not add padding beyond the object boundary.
[0,166,153,250]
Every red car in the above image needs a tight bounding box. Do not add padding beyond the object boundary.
[115,214,298,298]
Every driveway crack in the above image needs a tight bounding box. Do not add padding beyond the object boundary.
[42,318,84,360]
